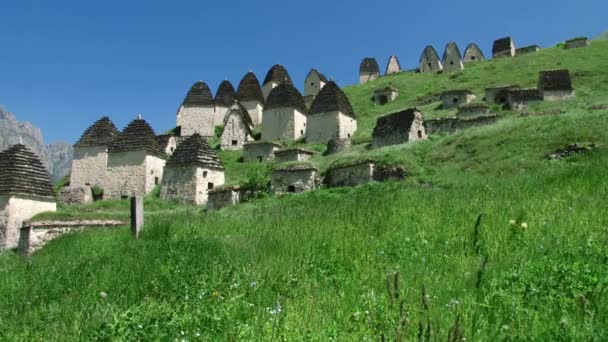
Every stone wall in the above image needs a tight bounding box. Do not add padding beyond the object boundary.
[104,151,165,199]
[261,107,307,141]
[274,150,313,163]
[243,143,280,162]
[305,74,326,98]
[306,111,357,144]
[241,100,263,127]
[214,105,229,126]
[359,72,379,84]
[176,105,215,137]
[262,82,279,101]
[220,114,253,150]
[565,39,589,49]
[325,162,375,187]
[0,194,56,250]
[58,186,93,205]
[160,166,223,205]
[207,188,240,211]
[325,138,351,155]
[70,145,108,188]
[426,116,498,135]
[271,169,317,194]
[441,92,476,109]
[543,90,576,101]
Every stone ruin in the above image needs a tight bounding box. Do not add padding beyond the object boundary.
[385,55,401,75]
[374,86,399,105]
[359,57,380,84]
[105,118,166,199]
[262,64,293,101]
[0,144,56,250]
[372,108,427,149]
[214,80,236,126]
[506,89,544,111]
[243,141,282,162]
[516,45,541,56]
[463,43,485,63]
[484,85,520,105]
[425,114,499,135]
[176,81,215,137]
[220,100,254,150]
[419,46,443,73]
[565,37,590,49]
[58,186,92,205]
[271,165,317,194]
[261,83,308,141]
[440,89,476,109]
[325,160,375,187]
[442,42,464,73]
[538,69,575,101]
[307,81,357,143]
[304,69,328,104]
[492,36,516,58]
[235,71,265,127]
[456,103,496,120]
[160,134,224,205]
[324,138,351,155]
[207,185,241,211]
[70,116,119,191]
[274,148,315,163]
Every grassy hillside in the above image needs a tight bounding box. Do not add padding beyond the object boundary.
[1,41,608,340]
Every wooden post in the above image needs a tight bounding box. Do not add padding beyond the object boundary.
[130,196,144,238]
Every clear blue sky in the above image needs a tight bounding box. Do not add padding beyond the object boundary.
[0,0,605,143]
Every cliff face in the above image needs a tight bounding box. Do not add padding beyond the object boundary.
[0,108,73,181]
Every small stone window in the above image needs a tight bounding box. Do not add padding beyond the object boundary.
[208,182,214,190]
[257,156,263,162]
[428,63,432,67]
[170,147,174,152]
[453,97,459,104]
[310,82,314,86]
[300,129,304,135]
[154,177,159,185]
[379,95,388,105]
[203,171,208,177]
[287,185,296,193]
[471,56,476,60]
[418,130,423,139]
[231,140,238,146]
[150,170,154,175]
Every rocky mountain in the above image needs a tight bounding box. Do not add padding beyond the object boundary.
[0,107,73,181]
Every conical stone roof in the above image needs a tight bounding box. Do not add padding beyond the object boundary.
[215,80,236,107]
[75,116,119,148]
[0,144,55,197]
[183,81,214,107]
[263,64,293,86]
[166,133,223,170]
[309,81,355,118]
[236,72,264,103]
[265,83,307,113]
[360,58,380,74]
[108,118,165,157]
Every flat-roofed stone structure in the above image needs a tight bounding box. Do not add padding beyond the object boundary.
[304,69,328,98]
[425,115,499,135]
[492,37,515,58]
[220,101,254,150]
[419,46,443,73]
[516,45,541,56]
[214,80,236,126]
[325,160,375,188]
[274,148,314,163]
[207,185,240,211]
[372,108,427,149]
[442,42,464,73]
[506,89,543,111]
[236,72,265,127]
[463,43,485,63]
[440,89,476,109]
[262,64,293,101]
[565,37,590,49]
[307,81,357,143]
[58,186,92,205]
[105,118,166,199]
[374,86,399,105]
[538,69,575,101]
[457,103,494,120]
[484,85,520,105]
[325,138,351,155]
[261,83,307,141]
[160,134,224,205]
[243,141,282,162]
[359,57,380,84]
[0,144,56,250]
[271,165,317,194]
[176,81,215,137]
[70,116,119,189]
[385,55,401,75]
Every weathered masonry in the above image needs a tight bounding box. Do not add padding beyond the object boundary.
[492,36,516,58]
[262,64,293,101]
[306,81,357,143]
[157,134,180,156]
[214,80,236,126]
[176,81,215,137]
[463,43,485,63]
[236,72,265,127]
[0,144,56,250]
[372,108,427,149]
[70,116,119,189]
[457,103,495,120]
[374,86,399,105]
[325,160,375,187]
[261,83,308,141]
[425,115,499,135]
[440,89,476,109]
[105,118,166,199]
[538,69,575,101]
[506,89,543,110]
[516,45,541,56]
[271,165,317,194]
[243,141,282,162]
[274,148,314,163]
[442,42,464,73]
[385,55,401,75]
[419,46,443,73]
[304,69,328,100]
[565,37,590,49]
[359,57,380,84]
[220,101,254,150]
[484,85,520,105]
[160,134,224,205]
[207,186,241,211]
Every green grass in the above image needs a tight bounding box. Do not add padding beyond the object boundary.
[1,40,608,340]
